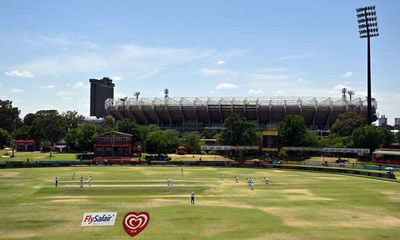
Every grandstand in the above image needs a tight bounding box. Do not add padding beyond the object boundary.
[105,96,376,131]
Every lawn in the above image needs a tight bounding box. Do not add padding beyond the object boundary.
[0,150,78,161]
[0,166,399,240]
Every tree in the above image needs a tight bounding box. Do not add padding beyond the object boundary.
[29,110,66,145]
[116,119,145,144]
[352,125,384,151]
[396,131,400,143]
[180,132,201,153]
[380,128,395,145]
[103,115,115,128]
[0,128,11,148]
[64,125,99,151]
[220,114,261,146]
[64,128,80,151]
[62,111,84,130]
[331,112,366,137]
[278,115,309,146]
[144,129,179,154]
[14,125,31,139]
[0,99,21,132]
[77,125,98,151]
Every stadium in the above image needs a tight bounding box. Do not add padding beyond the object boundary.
[105,95,377,131]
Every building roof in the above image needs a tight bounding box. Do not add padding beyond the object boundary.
[374,150,400,156]
[99,131,133,137]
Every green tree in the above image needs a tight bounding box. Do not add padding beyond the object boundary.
[62,110,84,130]
[14,125,31,139]
[116,119,145,144]
[0,99,21,132]
[396,131,400,143]
[278,115,309,146]
[23,113,36,126]
[380,128,395,145]
[77,125,98,151]
[0,128,11,148]
[352,125,384,151]
[64,125,99,151]
[64,128,80,151]
[180,132,201,153]
[331,112,366,137]
[220,114,260,146]
[144,129,179,154]
[103,115,115,128]
[29,110,66,144]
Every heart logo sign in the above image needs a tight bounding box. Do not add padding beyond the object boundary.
[122,212,150,237]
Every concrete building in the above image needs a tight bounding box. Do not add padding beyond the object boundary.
[90,77,115,118]
[378,115,387,127]
[395,118,400,127]
[105,96,377,132]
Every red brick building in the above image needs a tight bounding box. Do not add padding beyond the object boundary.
[94,131,133,157]
[16,140,36,151]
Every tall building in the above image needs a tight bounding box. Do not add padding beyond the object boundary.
[395,118,400,126]
[378,115,387,127]
[90,77,115,118]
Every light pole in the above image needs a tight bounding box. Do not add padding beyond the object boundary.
[356,5,379,125]
[134,92,140,101]
[120,97,127,119]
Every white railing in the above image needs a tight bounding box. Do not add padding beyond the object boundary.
[105,96,375,109]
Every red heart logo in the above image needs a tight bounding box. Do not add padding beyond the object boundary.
[122,212,150,238]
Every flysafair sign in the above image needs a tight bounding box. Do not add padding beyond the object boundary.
[81,212,117,226]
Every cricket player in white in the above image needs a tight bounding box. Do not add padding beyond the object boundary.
[88,176,93,186]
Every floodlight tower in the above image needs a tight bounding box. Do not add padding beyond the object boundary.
[120,97,127,118]
[356,5,379,125]
[134,92,140,101]
[164,89,169,99]
[342,88,347,100]
[348,90,354,102]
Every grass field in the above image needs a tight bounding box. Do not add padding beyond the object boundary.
[1,166,400,240]
[0,150,78,161]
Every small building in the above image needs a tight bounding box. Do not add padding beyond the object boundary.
[176,146,188,155]
[55,139,68,153]
[16,140,36,151]
[373,144,400,166]
[262,130,279,154]
[94,131,133,158]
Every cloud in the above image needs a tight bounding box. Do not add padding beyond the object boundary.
[246,72,295,81]
[215,83,238,91]
[274,90,284,96]
[29,34,99,49]
[296,78,305,83]
[5,70,35,78]
[248,89,265,95]
[333,84,352,91]
[217,60,225,65]
[73,81,88,89]
[280,52,322,60]
[113,75,124,81]
[199,68,238,77]
[11,88,25,93]
[18,42,216,79]
[40,85,55,89]
[115,93,127,99]
[342,71,353,78]
[57,91,77,97]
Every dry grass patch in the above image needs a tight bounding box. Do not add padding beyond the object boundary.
[380,190,400,202]
[0,171,20,177]
[260,207,400,228]
[249,233,303,240]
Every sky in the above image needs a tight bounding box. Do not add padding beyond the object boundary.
[0,0,399,124]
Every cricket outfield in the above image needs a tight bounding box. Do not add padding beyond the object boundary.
[0,166,399,240]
